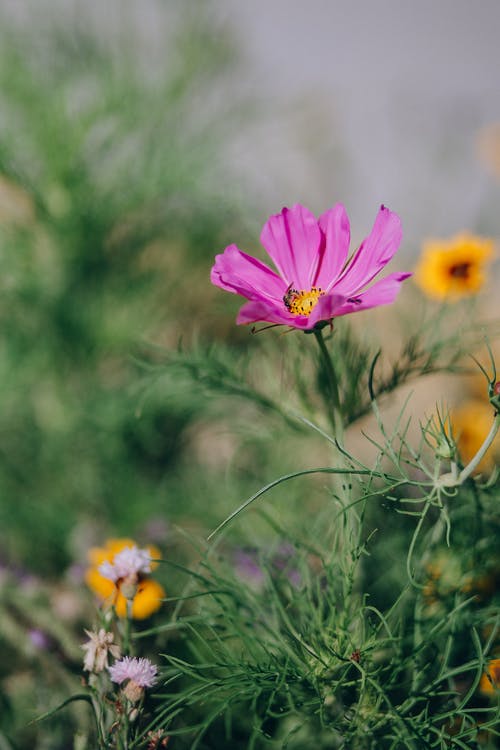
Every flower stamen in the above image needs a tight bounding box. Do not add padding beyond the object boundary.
[449,262,471,279]
[283,285,325,316]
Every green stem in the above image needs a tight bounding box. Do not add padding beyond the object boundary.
[122,599,133,656]
[313,328,343,442]
[119,707,130,750]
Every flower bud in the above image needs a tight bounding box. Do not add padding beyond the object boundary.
[489,381,500,410]
[123,680,144,703]
[128,706,140,722]
[434,435,455,460]
[120,574,139,601]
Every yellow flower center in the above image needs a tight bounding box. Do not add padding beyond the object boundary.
[283,286,325,316]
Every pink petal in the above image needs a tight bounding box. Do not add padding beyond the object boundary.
[315,203,351,288]
[334,205,402,297]
[307,292,348,326]
[332,272,411,317]
[260,204,322,289]
[211,244,285,302]
[236,299,315,329]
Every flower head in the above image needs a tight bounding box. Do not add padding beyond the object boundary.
[211,203,409,330]
[82,628,121,673]
[99,545,152,583]
[109,656,158,701]
[85,538,165,619]
[414,232,494,301]
[233,549,265,586]
[109,655,158,687]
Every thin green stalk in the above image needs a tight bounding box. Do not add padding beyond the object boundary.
[122,599,133,656]
[458,411,500,483]
[120,708,130,750]
[207,466,392,539]
[313,328,344,441]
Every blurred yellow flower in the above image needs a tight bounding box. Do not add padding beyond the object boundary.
[422,549,465,612]
[414,233,494,300]
[85,538,165,620]
[479,658,500,695]
[450,400,499,472]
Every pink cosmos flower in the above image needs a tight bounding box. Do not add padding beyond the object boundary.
[211,203,410,330]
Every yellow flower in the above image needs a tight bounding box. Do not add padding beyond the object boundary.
[450,400,499,472]
[85,538,165,620]
[421,550,465,612]
[479,659,500,695]
[414,232,494,300]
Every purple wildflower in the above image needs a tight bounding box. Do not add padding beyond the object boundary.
[99,545,152,584]
[109,656,158,688]
[28,628,51,650]
[272,543,302,588]
[234,549,265,585]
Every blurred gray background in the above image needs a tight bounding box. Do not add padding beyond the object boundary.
[3,0,500,253]
[219,0,500,252]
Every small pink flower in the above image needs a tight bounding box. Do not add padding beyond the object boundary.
[99,545,152,583]
[211,203,410,330]
[109,656,158,688]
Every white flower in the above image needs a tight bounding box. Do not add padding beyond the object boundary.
[82,628,121,673]
[98,545,152,583]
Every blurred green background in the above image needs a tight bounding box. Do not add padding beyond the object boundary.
[0,3,267,744]
[0,1,258,576]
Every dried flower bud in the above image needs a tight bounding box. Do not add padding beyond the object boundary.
[147,730,170,749]
[82,629,121,673]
